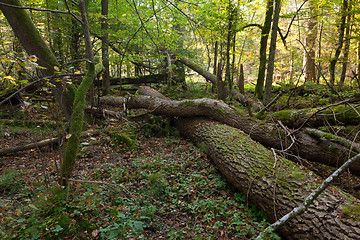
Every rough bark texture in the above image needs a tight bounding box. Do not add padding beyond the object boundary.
[175,118,360,240]
[263,101,360,128]
[101,95,360,175]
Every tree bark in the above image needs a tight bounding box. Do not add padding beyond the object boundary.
[303,0,317,83]
[263,0,281,105]
[329,0,348,86]
[174,118,360,239]
[96,73,168,85]
[60,0,96,186]
[0,0,73,120]
[339,2,352,86]
[254,0,274,99]
[178,58,218,85]
[0,130,99,155]
[101,95,360,175]
[236,64,245,94]
[101,0,110,95]
[262,99,360,128]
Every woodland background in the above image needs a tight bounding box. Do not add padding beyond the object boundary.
[1,0,360,239]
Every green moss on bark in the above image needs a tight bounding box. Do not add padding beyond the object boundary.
[60,62,95,186]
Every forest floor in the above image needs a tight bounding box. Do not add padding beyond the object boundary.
[1,82,360,239]
[0,104,279,239]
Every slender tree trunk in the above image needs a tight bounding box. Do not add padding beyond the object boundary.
[213,41,218,77]
[263,0,281,105]
[316,21,323,84]
[237,64,245,94]
[329,0,348,86]
[255,0,274,99]
[60,0,96,186]
[303,0,317,82]
[339,2,352,86]
[225,3,235,95]
[358,41,360,87]
[101,0,110,95]
[0,0,72,120]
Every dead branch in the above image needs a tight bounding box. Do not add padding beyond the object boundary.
[0,130,99,155]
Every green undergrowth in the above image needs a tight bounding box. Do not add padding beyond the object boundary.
[0,120,280,239]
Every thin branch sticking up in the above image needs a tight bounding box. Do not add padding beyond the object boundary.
[256,152,360,239]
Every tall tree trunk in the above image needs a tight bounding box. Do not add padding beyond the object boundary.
[101,0,110,96]
[329,0,348,86]
[263,0,281,105]
[213,41,218,77]
[339,2,352,86]
[255,0,274,99]
[303,0,317,82]
[60,0,96,186]
[316,21,323,84]
[0,0,72,120]
[225,2,235,96]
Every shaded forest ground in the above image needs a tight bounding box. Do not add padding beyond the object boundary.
[0,107,279,239]
[1,81,360,239]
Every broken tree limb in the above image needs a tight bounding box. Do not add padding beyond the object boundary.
[177,58,218,84]
[101,95,360,175]
[256,152,360,239]
[175,118,360,239]
[0,130,99,155]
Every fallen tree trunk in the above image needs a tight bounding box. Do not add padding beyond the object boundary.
[0,130,99,155]
[177,58,218,84]
[262,99,360,128]
[175,118,360,239]
[101,95,360,175]
[100,74,167,85]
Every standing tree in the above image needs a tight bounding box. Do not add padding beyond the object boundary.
[0,0,73,120]
[254,0,274,99]
[329,0,348,86]
[303,0,317,82]
[60,0,96,186]
[263,0,281,105]
[101,0,110,96]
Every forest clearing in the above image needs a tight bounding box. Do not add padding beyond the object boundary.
[1,0,360,239]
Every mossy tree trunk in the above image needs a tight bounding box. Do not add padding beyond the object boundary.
[0,0,73,120]
[175,118,360,239]
[262,102,360,128]
[60,0,96,186]
[101,95,360,175]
